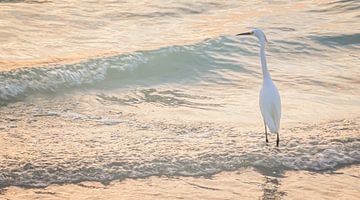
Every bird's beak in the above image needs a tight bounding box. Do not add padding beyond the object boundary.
[236,32,252,36]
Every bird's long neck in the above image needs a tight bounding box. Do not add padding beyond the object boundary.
[260,45,270,80]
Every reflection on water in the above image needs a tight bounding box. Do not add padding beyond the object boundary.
[0,87,359,188]
[97,89,220,109]
[0,0,359,198]
[1,166,359,200]
[262,177,285,200]
[0,0,358,70]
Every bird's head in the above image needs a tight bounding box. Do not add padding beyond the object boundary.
[236,28,268,47]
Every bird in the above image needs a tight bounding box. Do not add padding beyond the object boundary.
[236,29,281,147]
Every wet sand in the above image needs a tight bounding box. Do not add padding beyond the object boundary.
[1,0,360,199]
[1,166,359,200]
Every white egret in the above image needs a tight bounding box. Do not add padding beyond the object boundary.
[236,29,281,147]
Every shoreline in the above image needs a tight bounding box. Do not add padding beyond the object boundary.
[1,165,359,200]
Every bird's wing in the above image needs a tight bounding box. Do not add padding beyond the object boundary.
[260,86,281,133]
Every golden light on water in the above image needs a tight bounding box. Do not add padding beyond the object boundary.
[0,0,360,199]
[1,0,358,70]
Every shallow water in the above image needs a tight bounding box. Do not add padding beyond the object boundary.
[1,166,360,200]
[0,0,360,198]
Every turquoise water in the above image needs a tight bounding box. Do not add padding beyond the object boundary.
[0,0,359,189]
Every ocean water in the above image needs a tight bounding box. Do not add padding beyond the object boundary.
[0,0,359,198]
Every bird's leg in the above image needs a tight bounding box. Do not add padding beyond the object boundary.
[276,132,279,147]
[264,121,268,143]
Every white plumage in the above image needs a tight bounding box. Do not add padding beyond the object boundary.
[237,29,282,146]
[260,77,281,133]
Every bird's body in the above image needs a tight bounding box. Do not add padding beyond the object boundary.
[260,76,281,133]
[237,29,281,146]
